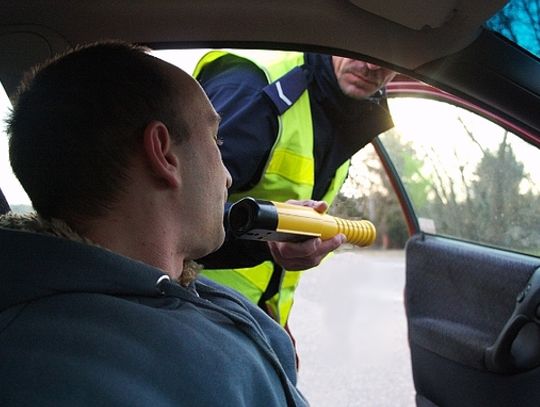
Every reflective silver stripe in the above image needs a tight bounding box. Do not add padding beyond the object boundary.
[276,81,292,106]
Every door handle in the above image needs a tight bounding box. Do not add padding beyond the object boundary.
[485,267,540,373]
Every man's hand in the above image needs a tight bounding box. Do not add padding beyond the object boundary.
[267,199,346,271]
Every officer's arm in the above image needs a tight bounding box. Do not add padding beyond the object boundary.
[198,55,278,193]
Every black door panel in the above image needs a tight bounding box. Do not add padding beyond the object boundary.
[406,234,540,406]
[412,344,540,407]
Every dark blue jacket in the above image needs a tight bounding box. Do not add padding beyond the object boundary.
[198,53,394,268]
[0,225,308,406]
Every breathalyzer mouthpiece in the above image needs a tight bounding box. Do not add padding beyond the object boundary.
[227,197,376,247]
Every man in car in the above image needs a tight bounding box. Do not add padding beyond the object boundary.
[195,51,396,329]
[0,41,308,406]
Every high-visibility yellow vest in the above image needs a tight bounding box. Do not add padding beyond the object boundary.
[194,51,349,326]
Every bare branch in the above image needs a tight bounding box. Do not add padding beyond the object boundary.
[457,116,486,154]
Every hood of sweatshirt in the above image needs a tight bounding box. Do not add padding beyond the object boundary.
[0,212,306,406]
[0,212,172,312]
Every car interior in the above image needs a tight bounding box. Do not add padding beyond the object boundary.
[1,1,539,406]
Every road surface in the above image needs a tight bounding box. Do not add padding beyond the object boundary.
[289,249,415,406]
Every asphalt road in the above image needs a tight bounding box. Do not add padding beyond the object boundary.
[289,249,415,407]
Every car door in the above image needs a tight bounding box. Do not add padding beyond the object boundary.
[379,80,540,406]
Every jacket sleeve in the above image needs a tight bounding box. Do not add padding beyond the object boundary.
[197,54,279,194]
[196,56,279,267]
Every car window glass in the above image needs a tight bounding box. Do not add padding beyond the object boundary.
[485,0,540,58]
[0,84,32,212]
[382,97,540,256]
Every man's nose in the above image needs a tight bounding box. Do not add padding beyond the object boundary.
[366,63,381,70]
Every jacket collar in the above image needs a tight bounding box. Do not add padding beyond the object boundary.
[305,52,393,126]
[0,212,171,311]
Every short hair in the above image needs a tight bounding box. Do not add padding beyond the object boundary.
[7,41,188,221]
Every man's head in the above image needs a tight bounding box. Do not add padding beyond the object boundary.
[7,41,231,262]
[332,56,396,100]
[8,41,188,221]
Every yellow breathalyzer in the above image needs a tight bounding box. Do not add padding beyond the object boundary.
[226,197,376,247]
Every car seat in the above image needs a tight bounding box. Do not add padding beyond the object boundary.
[0,188,11,215]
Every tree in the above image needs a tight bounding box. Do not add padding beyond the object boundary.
[423,126,539,254]
[329,129,423,249]
[486,0,540,56]
[330,109,539,255]
[468,133,539,251]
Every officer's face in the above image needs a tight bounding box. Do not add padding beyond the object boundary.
[332,56,396,100]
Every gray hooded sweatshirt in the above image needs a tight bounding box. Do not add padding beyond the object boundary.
[0,213,309,406]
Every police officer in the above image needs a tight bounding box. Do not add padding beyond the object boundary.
[196,50,396,329]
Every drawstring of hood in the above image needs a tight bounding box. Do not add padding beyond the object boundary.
[154,274,299,406]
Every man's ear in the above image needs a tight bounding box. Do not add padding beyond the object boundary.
[142,121,181,188]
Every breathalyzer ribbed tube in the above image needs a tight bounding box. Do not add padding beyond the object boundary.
[334,217,376,247]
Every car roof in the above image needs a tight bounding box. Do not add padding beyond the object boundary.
[1,0,539,137]
[0,0,508,71]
